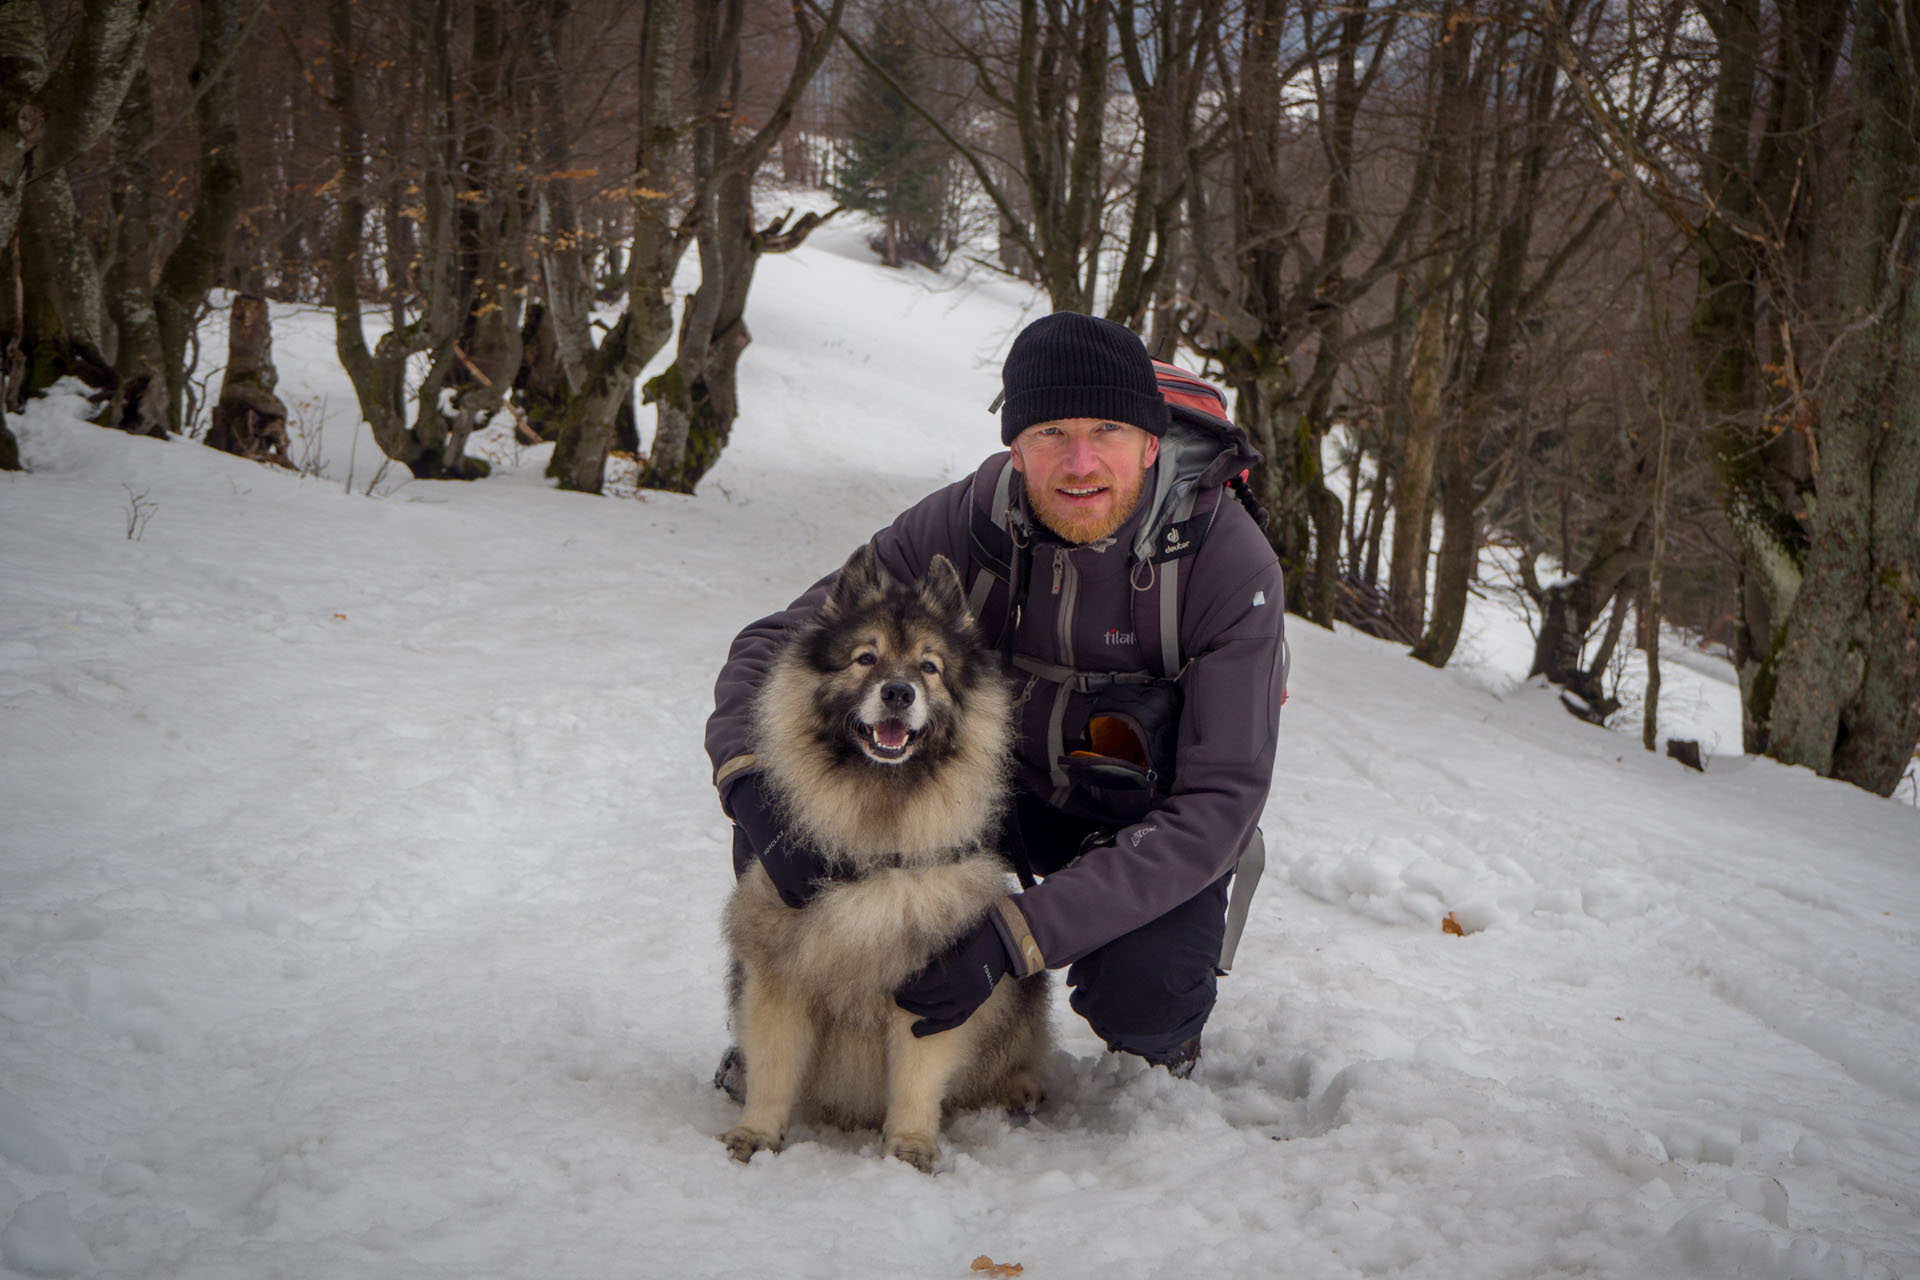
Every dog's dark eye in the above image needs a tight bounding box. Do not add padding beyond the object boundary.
[854,652,877,667]
[920,659,941,675]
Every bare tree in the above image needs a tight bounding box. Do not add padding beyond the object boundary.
[1185,0,1426,627]
[639,0,846,493]
[1765,0,1920,795]
[544,0,684,492]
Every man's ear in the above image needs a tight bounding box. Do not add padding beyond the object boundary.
[1007,438,1026,472]
[1143,433,1160,468]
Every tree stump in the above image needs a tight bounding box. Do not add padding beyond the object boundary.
[205,294,292,467]
[1666,738,1705,772]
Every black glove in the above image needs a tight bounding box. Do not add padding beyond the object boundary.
[726,774,832,908]
[894,918,1014,1037]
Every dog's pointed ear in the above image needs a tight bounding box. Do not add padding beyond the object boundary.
[918,554,972,629]
[823,543,889,619]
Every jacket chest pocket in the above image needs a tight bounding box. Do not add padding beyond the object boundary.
[1038,675,1184,825]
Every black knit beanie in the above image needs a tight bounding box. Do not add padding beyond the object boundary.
[999,312,1170,445]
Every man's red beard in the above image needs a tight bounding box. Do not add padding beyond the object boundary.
[1021,466,1149,544]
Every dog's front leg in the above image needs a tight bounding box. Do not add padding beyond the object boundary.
[722,967,814,1164]
[882,1006,971,1173]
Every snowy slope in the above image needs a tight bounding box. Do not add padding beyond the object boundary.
[2,216,1918,1280]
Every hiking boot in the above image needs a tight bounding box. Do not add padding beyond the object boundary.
[1145,1035,1201,1080]
[713,1044,746,1103]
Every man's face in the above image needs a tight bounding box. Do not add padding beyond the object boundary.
[1009,417,1161,544]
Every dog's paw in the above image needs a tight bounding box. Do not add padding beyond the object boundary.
[883,1130,941,1173]
[1002,1072,1045,1115]
[721,1123,782,1164]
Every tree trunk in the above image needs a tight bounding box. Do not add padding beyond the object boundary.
[1108,0,1209,332]
[547,0,682,493]
[1410,408,1476,666]
[17,169,110,393]
[1388,253,1448,638]
[205,293,290,465]
[1388,3,1476,637]
[1768,0,1920,793]
[1688,0,1844,754]
[1834,282,1920,793]
[522,0,593,397]
[404,0,471,476]
[154,0,243,436]
[327,0,430,475]
[640,0,845,493]
[1526,511,1647,694]
[1413,8,1582,668]
[0,0,166,255]
[1635,134,1677,756]
[106,64,167,437]
[445,0,522,467]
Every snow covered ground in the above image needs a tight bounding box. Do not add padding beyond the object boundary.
[3,214,1918,1279]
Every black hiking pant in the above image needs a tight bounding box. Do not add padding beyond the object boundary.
[1002,792,1229,1064]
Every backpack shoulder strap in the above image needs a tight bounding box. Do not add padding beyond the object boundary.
[966,454,1026,650]
[1131,480,1224,678]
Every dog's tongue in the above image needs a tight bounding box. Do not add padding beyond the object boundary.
[873,720,910,750]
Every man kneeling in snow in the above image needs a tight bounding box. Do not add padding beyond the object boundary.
[709,312,1287,1076]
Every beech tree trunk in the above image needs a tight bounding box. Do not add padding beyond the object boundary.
[640,0,845,493]
[205,293,290,465]
[547,0,683,493]
[1387,2,1475,640]
[1,0,152,462]
[106,65,167,437]
[327,0,431,476]
[1766,0,1920,795]
[154,0,244,436]
[522,0,593,400]
[17,169,110,392]
[1687,0,1846,754]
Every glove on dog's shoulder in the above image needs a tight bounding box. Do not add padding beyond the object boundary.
[894,919,1015,1037]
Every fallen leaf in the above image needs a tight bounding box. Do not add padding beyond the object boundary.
[1441,912,1464,936]
[971,1257,1024,1276]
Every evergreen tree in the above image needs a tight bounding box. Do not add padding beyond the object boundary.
[831,1,953,268]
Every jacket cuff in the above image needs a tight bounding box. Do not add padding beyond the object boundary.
[989,896,1046,977]
[714,754,757,815]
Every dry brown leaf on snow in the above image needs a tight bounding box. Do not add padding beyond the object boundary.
[1441,912,1465,936]
[970,1256,1024,1276]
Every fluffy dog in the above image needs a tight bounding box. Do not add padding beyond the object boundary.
[720,545,1050,1171]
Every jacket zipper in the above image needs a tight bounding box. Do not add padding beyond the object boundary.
[1046,546,1080,805]
[1054,547,1078,668]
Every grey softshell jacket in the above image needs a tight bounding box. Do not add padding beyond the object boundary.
[706,454,1286,975]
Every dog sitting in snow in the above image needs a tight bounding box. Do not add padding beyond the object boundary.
[718,546,1050,1171]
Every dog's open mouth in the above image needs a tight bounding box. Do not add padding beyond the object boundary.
[856,717,920,762]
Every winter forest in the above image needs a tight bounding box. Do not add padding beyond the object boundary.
[4,0,1918,795]
[5,2,1920,1275]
